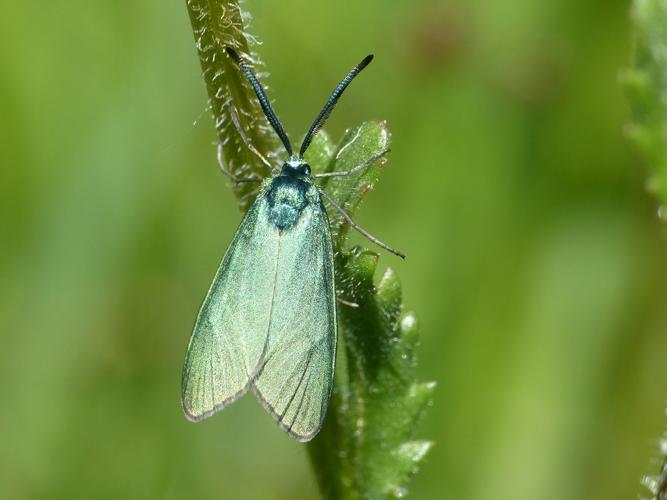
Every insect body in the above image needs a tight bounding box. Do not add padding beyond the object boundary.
[181,47,402,441]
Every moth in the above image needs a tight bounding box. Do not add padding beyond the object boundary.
[181,47,403,441]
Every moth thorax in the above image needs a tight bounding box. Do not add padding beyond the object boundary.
[267,179,308,230]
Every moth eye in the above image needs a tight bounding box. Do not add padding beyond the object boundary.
[303,164,311,176]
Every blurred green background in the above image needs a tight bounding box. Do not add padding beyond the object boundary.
[2,0,667,498]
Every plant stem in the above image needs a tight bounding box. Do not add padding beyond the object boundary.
[185,0,278,210]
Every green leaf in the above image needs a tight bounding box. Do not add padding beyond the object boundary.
[623,0,667,206]
[184,2,433,498]
[306,126,435,499]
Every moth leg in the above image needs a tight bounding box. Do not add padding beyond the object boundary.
[318,188,406,259]
[336,296,359,308]
[226,102,274,174]
[216,143,262,184]
[313,147,390,179]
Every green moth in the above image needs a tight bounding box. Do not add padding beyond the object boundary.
[181,47,403,441]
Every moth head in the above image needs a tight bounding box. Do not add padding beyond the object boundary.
[282,157,311,177]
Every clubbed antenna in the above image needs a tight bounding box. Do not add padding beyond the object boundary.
[225,47,293,156]
[299,55,374,157]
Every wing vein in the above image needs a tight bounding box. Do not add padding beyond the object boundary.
[288,363,314,434]
[252,234,283,380]
[279,348,315,421]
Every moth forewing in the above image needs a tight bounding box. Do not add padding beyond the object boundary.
[181,185,281,421]
[251,193,337,441]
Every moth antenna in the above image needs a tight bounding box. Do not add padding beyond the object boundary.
[225,47,293,156]
[299,55,374,157]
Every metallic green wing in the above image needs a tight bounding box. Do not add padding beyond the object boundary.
[181,191,280,421]
[251,201,337,442]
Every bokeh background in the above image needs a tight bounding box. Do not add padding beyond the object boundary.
[2,0,667,498]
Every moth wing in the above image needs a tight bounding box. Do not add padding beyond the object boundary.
[182,193,280,421]
[252,202,337,441]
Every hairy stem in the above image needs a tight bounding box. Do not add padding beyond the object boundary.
[185,0,278,210]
